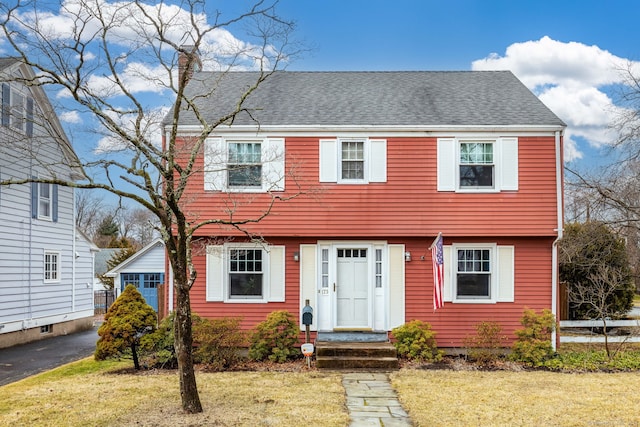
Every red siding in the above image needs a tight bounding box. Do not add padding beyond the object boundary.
[404,237,553,347]
[185,237,552,347]
[180,136,559,238]
[170,134,561,347]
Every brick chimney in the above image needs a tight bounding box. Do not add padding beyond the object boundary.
[178,45,202,85]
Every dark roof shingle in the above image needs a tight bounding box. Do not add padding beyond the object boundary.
[174,70,566,128]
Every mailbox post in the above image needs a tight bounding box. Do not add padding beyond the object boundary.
[301,300,314,367]
[302,299,313,343]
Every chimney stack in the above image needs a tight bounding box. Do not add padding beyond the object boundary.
[178,45,202,85]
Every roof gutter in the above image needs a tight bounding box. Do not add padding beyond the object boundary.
[551,129,564,351]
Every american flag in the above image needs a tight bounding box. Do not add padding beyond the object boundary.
[431,233,444,310]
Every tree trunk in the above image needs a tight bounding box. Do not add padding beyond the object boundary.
[131,342,140,370]
[174,276,202,413]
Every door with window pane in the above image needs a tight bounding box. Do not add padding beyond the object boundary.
[336,248,369,328]
[120,273,163,311]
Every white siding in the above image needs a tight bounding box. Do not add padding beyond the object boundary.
[0,62,93,333]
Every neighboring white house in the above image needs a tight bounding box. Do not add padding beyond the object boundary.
[105,239,166,312]
[0,57,95,348]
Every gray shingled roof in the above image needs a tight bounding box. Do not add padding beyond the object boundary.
[174,70,565,128]
[0,57,18,72]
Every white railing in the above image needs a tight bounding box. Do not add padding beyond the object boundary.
[560,318,640,343]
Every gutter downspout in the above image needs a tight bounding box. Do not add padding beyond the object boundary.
[551,130,564,351]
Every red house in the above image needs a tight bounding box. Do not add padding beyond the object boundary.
[164,70,565,349]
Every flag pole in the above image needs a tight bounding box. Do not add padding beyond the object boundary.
[429,232,442,250]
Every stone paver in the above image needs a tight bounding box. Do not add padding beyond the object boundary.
[342,372,412,427]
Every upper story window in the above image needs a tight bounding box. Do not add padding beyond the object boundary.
[39,183,51,219]
[2,83,34,136]
[459,142,494,188]
[204,137,285,192]
[31,180,58,222]
[437,137,518,192]
[228,142,262,188]
[340,140,365,181]
[319,138,387,184]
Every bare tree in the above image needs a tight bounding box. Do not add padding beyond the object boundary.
[75,189,106,235]
[568,264,630,357]
[121,207,160,247]
[0,0,300,413]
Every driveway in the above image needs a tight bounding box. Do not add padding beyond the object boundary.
[0,324,100,386]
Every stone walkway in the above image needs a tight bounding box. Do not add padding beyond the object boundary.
[342,372,413,426]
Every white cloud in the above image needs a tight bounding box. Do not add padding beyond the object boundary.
[472,36,640,162]
[58,111,81,124]
[16,0,279,97]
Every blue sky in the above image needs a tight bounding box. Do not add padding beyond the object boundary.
[278,0,639,72]
[272,0,640,165]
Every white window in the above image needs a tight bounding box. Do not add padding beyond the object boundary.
[204,137,285,192]
[38,183,51,219]
[455,246,493,300]
[442,243,515,304]
[459,142,494,188]
[437,137,518,192]
[44,251,60,282]
[206,244,285,303]
[1,83,33,135]
[31,181,57,221]
[227,142,262,188]
[319,138,387,183]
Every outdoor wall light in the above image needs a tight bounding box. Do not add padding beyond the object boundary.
[293,251,300,262]
[404,251,411,262]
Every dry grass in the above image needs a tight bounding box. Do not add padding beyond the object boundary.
[5,357,640,426]
[391,368,640,426]
[0,358,348,427]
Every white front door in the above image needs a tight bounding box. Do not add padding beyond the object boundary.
[335,248,370,328]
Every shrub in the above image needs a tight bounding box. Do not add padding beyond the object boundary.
[248,310,299,362]
[463,321,508,364]
[141,312,178,369]
[95,284,157,369]
[193,316,245,370]
[510,308,556,366]
[392,320,442,362]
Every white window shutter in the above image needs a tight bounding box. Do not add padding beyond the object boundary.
[267,246,285,302]
[443,245,453,302]
[206,245,224,301]
[500,138,518,191]
[319,139,338,182]
[204,138,225,191]
[496,245,515,302]
[263,138,285,191]
[369,139,387,182]
[437,138,456,191]
[388,244,405,329]
[299,244,317,330]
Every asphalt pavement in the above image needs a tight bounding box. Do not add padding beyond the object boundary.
[0,323,100,386]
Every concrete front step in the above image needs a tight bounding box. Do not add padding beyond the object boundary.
[315,341,399,370]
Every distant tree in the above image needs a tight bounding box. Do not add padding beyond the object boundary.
[95,214,120,248]
[75,190,107,237]
[95,284,157,370]
[98,247,137,290]
[559,222,635,321]
[121,207,159,247]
